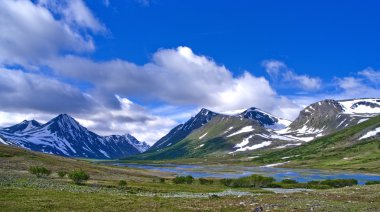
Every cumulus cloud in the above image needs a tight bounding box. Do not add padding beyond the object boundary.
[47,47,300,119]
[0,0,98,66]
[39,0,105,32]
[262,60,322,90]
[0,68,96,114]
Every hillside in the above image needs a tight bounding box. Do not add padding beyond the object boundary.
[130,114,300,160]
[252,115,380,173]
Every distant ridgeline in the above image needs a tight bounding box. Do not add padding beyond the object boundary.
[1,98,379,160]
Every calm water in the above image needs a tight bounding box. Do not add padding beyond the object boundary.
[110,163,380,185]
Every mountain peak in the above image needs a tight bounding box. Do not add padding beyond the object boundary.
[45,113,84,134]
[239,107,279,126]
[2,119,41,133]
[197,108,218,117]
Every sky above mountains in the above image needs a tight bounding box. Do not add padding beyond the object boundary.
[0,0,380,144]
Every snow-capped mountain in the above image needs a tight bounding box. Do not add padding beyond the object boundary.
[0,114,150,159]
[238,107,291,130]
[136,98,380,160]
[104,134,150,153]
[148,108,218,151]
[2,120,41,134]
[278,98,380,141]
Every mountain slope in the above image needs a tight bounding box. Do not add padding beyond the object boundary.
[277,98,380,141]
[253,115,380,173]
[0,114,149,159]
[147,108,218,151]
[2,120,41,134]
[131,114,300,160]
[238,107,291,130]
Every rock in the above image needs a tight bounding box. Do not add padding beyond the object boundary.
[253,206,263,212]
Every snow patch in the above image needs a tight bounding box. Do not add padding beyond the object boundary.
[199,132,208,140]
[359,127,380,140]
[274,143,302,149]
[233,141,272,152]
[358,118,369,124]
[234,135,253,148]
[260,161,290,168]
[226,126,255,137]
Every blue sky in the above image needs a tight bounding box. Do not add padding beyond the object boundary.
[0,0,379,143]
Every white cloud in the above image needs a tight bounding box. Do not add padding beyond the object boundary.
[0,68,96,114]
[358,68,380,84]
[38,0,104,32]
[263,60,321,90]
[47,47,300,120]
[0,0,98,66]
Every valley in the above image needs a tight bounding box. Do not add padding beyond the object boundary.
[1,98,380,211]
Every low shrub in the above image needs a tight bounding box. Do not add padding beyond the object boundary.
[68,170,90,185]
[220,178,233,187]
[160,178,166,183]
[320,179,358,188]
[118,180,127,187]
[305,179,357,188]
[282,179,298,184]
[199,178,213,185]
[365,180,380,185]
[29,166,51,178]
[57,171,67,178]
[173,175,194,184]
[220,175,275,188]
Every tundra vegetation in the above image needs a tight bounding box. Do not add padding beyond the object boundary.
[0,142,379,211]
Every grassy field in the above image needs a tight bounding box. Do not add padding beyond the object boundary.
[1,143,380,211]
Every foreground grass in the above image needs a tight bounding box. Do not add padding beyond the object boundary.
[1,184,379,211]
[1,144,380,211]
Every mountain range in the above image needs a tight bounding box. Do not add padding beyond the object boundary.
[0,114,149,159]
[132,98,380,160]
[1,98,379,160]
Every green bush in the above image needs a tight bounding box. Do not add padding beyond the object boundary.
[57,171,67,178]
[282,179,298,184]
[320,179,358,188]
[29,166,51,178]
[68,170,90,185]
[220,175,275,188]
[365,180,380,185]
[173,175,194,184]
[160,178,166,183]
[220,178,233,187]
[306,179,357,188]
[199,178,213,185]
[118,180,127,187]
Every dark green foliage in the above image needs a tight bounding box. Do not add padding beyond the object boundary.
[282,179,298,184]
[199,178,213,185]
[159,178,165,183]
[68,170,90,185]
[305,179,357,188]
[320,179,358,188]
[220,175,275,188]
[29,166,51,178]
[118,180,127,187]
[172,175,194,184]
[57,171,67,178]
[365,180,380,185]
[220,178,233,186]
